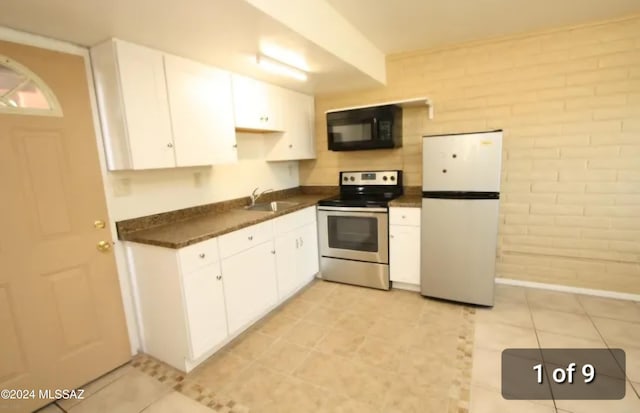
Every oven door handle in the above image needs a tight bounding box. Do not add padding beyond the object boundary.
[317,206,388,213]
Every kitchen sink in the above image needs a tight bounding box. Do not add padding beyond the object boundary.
[244,201,300,212]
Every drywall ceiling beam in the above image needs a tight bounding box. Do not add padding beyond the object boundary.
[245,0,387,85]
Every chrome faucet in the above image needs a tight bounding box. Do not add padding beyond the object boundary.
[250,187,273,206]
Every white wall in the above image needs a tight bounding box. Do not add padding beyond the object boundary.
[106,133,299,221]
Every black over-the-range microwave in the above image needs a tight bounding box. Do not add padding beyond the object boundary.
[326,105,403,151]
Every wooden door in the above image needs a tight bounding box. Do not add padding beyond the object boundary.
[0,40,131,413]
[164,55,237,166]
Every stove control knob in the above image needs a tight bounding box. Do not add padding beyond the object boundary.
[349,176,355,182]
[343,176,348,182]
[382,176,388,181]
[390,176,396,181]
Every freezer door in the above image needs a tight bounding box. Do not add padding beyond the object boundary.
[420,198,499,306]
[422,131,502,192]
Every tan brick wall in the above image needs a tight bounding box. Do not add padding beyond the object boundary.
[300,15,640,294]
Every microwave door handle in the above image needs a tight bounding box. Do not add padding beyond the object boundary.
[372,117,378,140]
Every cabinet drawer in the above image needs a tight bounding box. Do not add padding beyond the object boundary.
[177,237,219,274]
[390,207,420,226]
[273,206,316,234]
[219,220,273,258]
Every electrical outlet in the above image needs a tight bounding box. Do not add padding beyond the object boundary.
[193,172,203,188]
[113,178,131,197]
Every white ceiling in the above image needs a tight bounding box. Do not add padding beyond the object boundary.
[0,0,638,94]
[327,0,640,54]
[0,0,381,94]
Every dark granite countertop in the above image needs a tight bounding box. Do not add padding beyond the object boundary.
[117,189,335,249]
[389,194,422,208]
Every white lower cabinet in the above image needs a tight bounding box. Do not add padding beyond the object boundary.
[182,263,227,360]
[127,238,227,372]
[220,241,278,335]
[389,207,421,288]
[128,206,319,372]
[297,223,320,286]
[274,231,298,299]
[274,221,319,300]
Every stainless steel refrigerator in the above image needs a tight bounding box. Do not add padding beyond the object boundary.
[420,130,502,306]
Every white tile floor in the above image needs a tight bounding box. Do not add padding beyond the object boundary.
[33,282,640,413]
[472,284,640,413]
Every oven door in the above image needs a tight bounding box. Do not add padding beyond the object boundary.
[318,206,389,264]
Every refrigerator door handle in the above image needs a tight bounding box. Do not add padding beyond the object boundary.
[422,191,500,200]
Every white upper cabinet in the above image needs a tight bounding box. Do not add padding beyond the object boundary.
[265,89,315,161]
[92,40,175,170]
[91,39,237,170]
[164,55,237,166]
[231,74,283,132]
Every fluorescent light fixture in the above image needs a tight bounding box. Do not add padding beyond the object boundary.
[256,54,308,81]
[260,43,309,72]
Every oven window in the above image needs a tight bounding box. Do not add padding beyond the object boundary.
[329,123,372,143]
[327,216,378,252]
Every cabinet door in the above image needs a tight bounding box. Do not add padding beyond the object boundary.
[231,75,282,131]
[389,225,421,285]
[297,223,319,285]
[164,55,237,166]
[116,41,175,169]
[266,90,315,161]
[274,232,298,300]
[182,262,228,360]
[289,92,315,159]
[221,241,278,335]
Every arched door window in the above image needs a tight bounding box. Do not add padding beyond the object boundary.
[0,54,63,116]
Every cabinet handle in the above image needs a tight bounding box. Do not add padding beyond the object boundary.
[216,275,222,280]
[390,234,394,239]
[300,237,303,247]
[232,143,238,148]
[265,116,269,122]
[402,215,406,219]
[248,236,253,241]
[199,253,205,259]
[295,239,299,248]
[271,250,276,254]
[167,142,174,148]
[289,144,293,148]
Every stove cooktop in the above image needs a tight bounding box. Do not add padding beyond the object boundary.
[317,194,400,208]
[318,170,403,208]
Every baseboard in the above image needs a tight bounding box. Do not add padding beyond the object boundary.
[392,281,421,292]
[495,278,640,302]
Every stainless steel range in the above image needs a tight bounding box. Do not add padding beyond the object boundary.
[317,170,403,290]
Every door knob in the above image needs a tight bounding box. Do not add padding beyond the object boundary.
[97,240,112,252]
